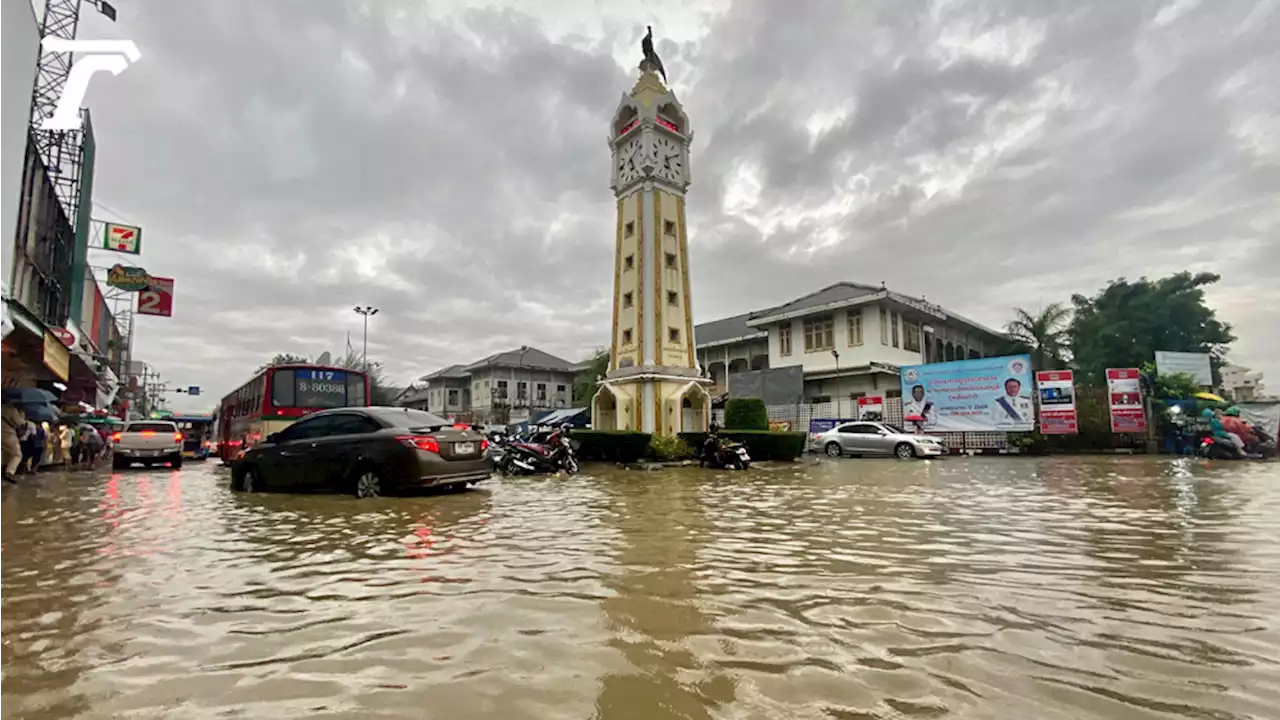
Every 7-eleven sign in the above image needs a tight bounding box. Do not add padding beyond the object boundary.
[103,222,142,255]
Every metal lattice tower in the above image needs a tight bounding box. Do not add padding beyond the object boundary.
[30,0,87,226]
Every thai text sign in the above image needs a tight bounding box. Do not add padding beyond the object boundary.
[1035,370,1078,435]
[106,264,150,291]
[1106,368,1147,433]
[900,354,1035,432]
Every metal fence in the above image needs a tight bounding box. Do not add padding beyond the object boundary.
[760,397,1010,451]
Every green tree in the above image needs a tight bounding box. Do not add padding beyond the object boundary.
[1004,303,1071,370]
[256,353,309,373]
[1067,272,1234,386]
[572,348,610,404]
[335,349,397,405]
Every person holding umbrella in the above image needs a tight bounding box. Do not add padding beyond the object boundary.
[2,403,27,483]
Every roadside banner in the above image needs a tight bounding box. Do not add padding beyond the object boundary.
[899,354,1035,432]
[1106,367,1147,433]
[857,396,884,420]
[1035,370,1078,434]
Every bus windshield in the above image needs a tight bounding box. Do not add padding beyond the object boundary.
[271,368,366,409]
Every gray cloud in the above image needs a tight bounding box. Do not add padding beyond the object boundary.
[76,0,1279,410]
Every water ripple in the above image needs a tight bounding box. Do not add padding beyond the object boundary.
[2,457,1279,719]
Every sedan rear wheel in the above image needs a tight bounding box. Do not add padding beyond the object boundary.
[354,469,383,499]
[824,442,843,458]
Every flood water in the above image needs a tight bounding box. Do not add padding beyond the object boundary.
[3,456,1279,720]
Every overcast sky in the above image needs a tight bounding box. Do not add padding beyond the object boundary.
[73,0,1278,412]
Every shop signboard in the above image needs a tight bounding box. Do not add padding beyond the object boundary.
[43,330,70,381]
[106,264,150,291]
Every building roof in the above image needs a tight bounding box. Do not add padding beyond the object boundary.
[749,282,884,320]
[694,311,768,347]
[693,281,1005,350]
[464,346,577,373]
[417,364,470,382]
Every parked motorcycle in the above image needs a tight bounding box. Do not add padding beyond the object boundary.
[699,433,751,470]
[498,425,580,475]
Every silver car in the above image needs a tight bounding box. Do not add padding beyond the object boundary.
[815,421,947,460]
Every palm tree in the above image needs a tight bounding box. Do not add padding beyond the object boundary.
[1005,303,1071,370]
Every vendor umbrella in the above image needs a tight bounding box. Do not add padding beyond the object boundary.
[1193,392,1228,404]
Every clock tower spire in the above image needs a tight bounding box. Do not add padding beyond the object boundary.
[592,38,711,436]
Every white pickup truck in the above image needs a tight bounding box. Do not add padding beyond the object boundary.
[112,420,185,470]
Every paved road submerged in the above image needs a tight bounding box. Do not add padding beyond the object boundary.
[2,456,1279,719]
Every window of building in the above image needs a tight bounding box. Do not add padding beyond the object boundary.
[779,323,792,356]
[625,221,635,237]
[903,319,921,352]
[665,252,677,269]
[803,315,834,352]
[624,254,634,271]
[667,290,678,306]
[495,380,508,399]
[809,395,832,404]
[880,307,889,345]
[517,381,528,400]
[668,327,680,343]
[886,388,901,398]
[622,328,633,345]
[447,389,459,406]
[891,311,900,348]
[664,220,676,236]
[623,291,633,308]
[556,384,566,394]
[536,383,546,402]
[847,311,863,346]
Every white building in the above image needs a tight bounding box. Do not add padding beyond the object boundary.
[695,282,1008,406]
[403,346,577,424]
[1221,365,1266,401]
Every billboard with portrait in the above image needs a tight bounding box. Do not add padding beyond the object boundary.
[899,354,1035,432]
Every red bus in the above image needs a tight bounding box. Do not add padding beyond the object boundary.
[215,364,371,462]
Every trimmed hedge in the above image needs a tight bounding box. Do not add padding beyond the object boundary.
[724,398,769,430]
[679,430,807,461]
[569,429,652,462]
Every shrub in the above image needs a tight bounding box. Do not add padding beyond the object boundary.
[648,434,695,461]
[724,398,768,430]
[678,430,807,461]
[570,430,651,462]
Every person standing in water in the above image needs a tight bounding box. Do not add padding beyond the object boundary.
[2,404,27,483]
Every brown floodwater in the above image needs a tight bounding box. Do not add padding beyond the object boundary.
[2,456,1279,719]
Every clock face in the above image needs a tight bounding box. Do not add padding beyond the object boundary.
[653,136,684,183]
[616,137,642,185]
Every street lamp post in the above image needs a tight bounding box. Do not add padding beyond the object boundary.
[831,349,842,419]
[353,306,379,369]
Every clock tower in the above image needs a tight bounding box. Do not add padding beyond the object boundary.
[591,57,711,436]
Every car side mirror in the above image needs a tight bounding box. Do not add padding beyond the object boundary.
[265,432,280,444]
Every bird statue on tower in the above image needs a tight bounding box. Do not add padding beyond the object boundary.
[641,25,668,83]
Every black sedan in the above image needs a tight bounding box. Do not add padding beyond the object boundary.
[231,407,492,498]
